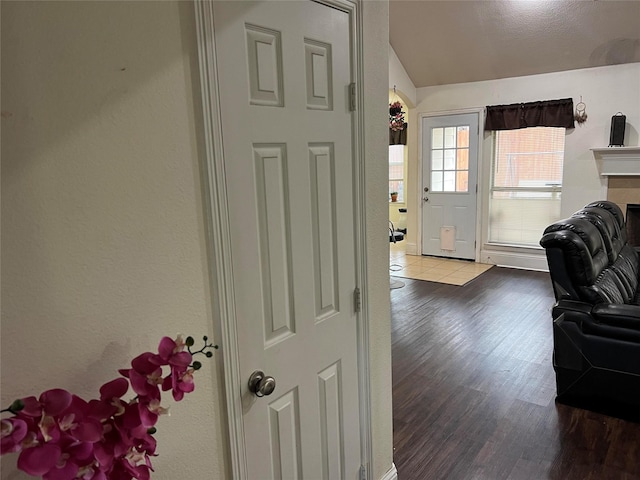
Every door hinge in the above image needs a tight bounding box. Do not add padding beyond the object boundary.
[349,83,357,111]
[354,287,361,313]
[359,465,367,480]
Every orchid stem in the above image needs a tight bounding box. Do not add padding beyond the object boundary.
[188,339,219,357]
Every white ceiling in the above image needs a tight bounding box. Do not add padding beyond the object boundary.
[389,0,640,88]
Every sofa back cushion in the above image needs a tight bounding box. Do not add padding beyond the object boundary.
[541,218,628,303]
[617,244,640,301]
[572,207,624,262]
[585,200,626,243]
[542,218,609,283]
[579,268,627,304]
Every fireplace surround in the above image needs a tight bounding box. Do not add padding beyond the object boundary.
[592,147,640,218]
[627,204,640,247]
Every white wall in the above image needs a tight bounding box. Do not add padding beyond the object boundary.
[1,2,228,478]
[1,1,394,479]
[363,3,395,479]
[407,63,640,265]
[389,45,416,107]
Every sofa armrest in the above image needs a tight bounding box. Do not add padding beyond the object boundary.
[553,300,640,342]
[552,299,592,320]
[591,303,640,331]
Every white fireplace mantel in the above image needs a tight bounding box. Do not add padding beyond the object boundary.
[592,146,640,176]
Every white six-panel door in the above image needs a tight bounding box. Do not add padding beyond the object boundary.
[212,1,361,478]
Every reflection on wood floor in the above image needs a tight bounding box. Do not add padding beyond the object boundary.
[391,267,640,479]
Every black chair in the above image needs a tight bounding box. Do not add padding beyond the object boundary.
[389,221,404,243]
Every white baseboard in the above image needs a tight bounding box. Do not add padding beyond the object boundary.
[405,242,418,255]
[380,463,398,480]
[480,248,548,271]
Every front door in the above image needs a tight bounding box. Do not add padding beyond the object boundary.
[421,113,479,260]
[213,1,361,478]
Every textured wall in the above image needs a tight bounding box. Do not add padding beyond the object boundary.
[1,2,228,478]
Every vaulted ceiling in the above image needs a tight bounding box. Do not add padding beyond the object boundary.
[389,0,640,88]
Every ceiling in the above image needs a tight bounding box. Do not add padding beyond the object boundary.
[389,0,640,88]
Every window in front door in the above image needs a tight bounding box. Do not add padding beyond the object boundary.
[430,125,470,193]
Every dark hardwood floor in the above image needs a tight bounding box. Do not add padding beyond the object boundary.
[391,266,640,480]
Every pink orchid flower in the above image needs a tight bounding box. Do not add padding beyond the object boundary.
[63,396,103,443]
[18,388,73,447]
[0,418,28,454]
[154,336,194,401]
[42,438,97,480]
[102,447,153,480]
[121,351,166,400]
[135,397,168,429]
[91,377,130,422]
[21,389,73,419]
[17,442,61,476]
[76,462,108,480]
[2,335,216,480]
[42,451,79,480]
[155,336,192,368]
[162,366,196,402]
[128,368,163,399]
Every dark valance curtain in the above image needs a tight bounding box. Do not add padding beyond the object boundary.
[389,124,407,145]
[484,98,575,131]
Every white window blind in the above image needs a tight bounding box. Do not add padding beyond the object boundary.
[489,127,565,246]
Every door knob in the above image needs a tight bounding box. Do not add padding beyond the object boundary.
[424,187,429,192]
[423,197,429,202]
[248,370,276,397]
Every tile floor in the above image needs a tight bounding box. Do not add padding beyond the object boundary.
[390,241,493,286]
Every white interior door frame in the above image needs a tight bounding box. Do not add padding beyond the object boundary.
[193,1,373,478]
[416,108,485,259]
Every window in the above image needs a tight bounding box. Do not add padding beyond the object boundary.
[488,127,564,246]
[389,144,405,202]
[430,125,469,192]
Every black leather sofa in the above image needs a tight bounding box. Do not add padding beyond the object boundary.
[540,200,640,418]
